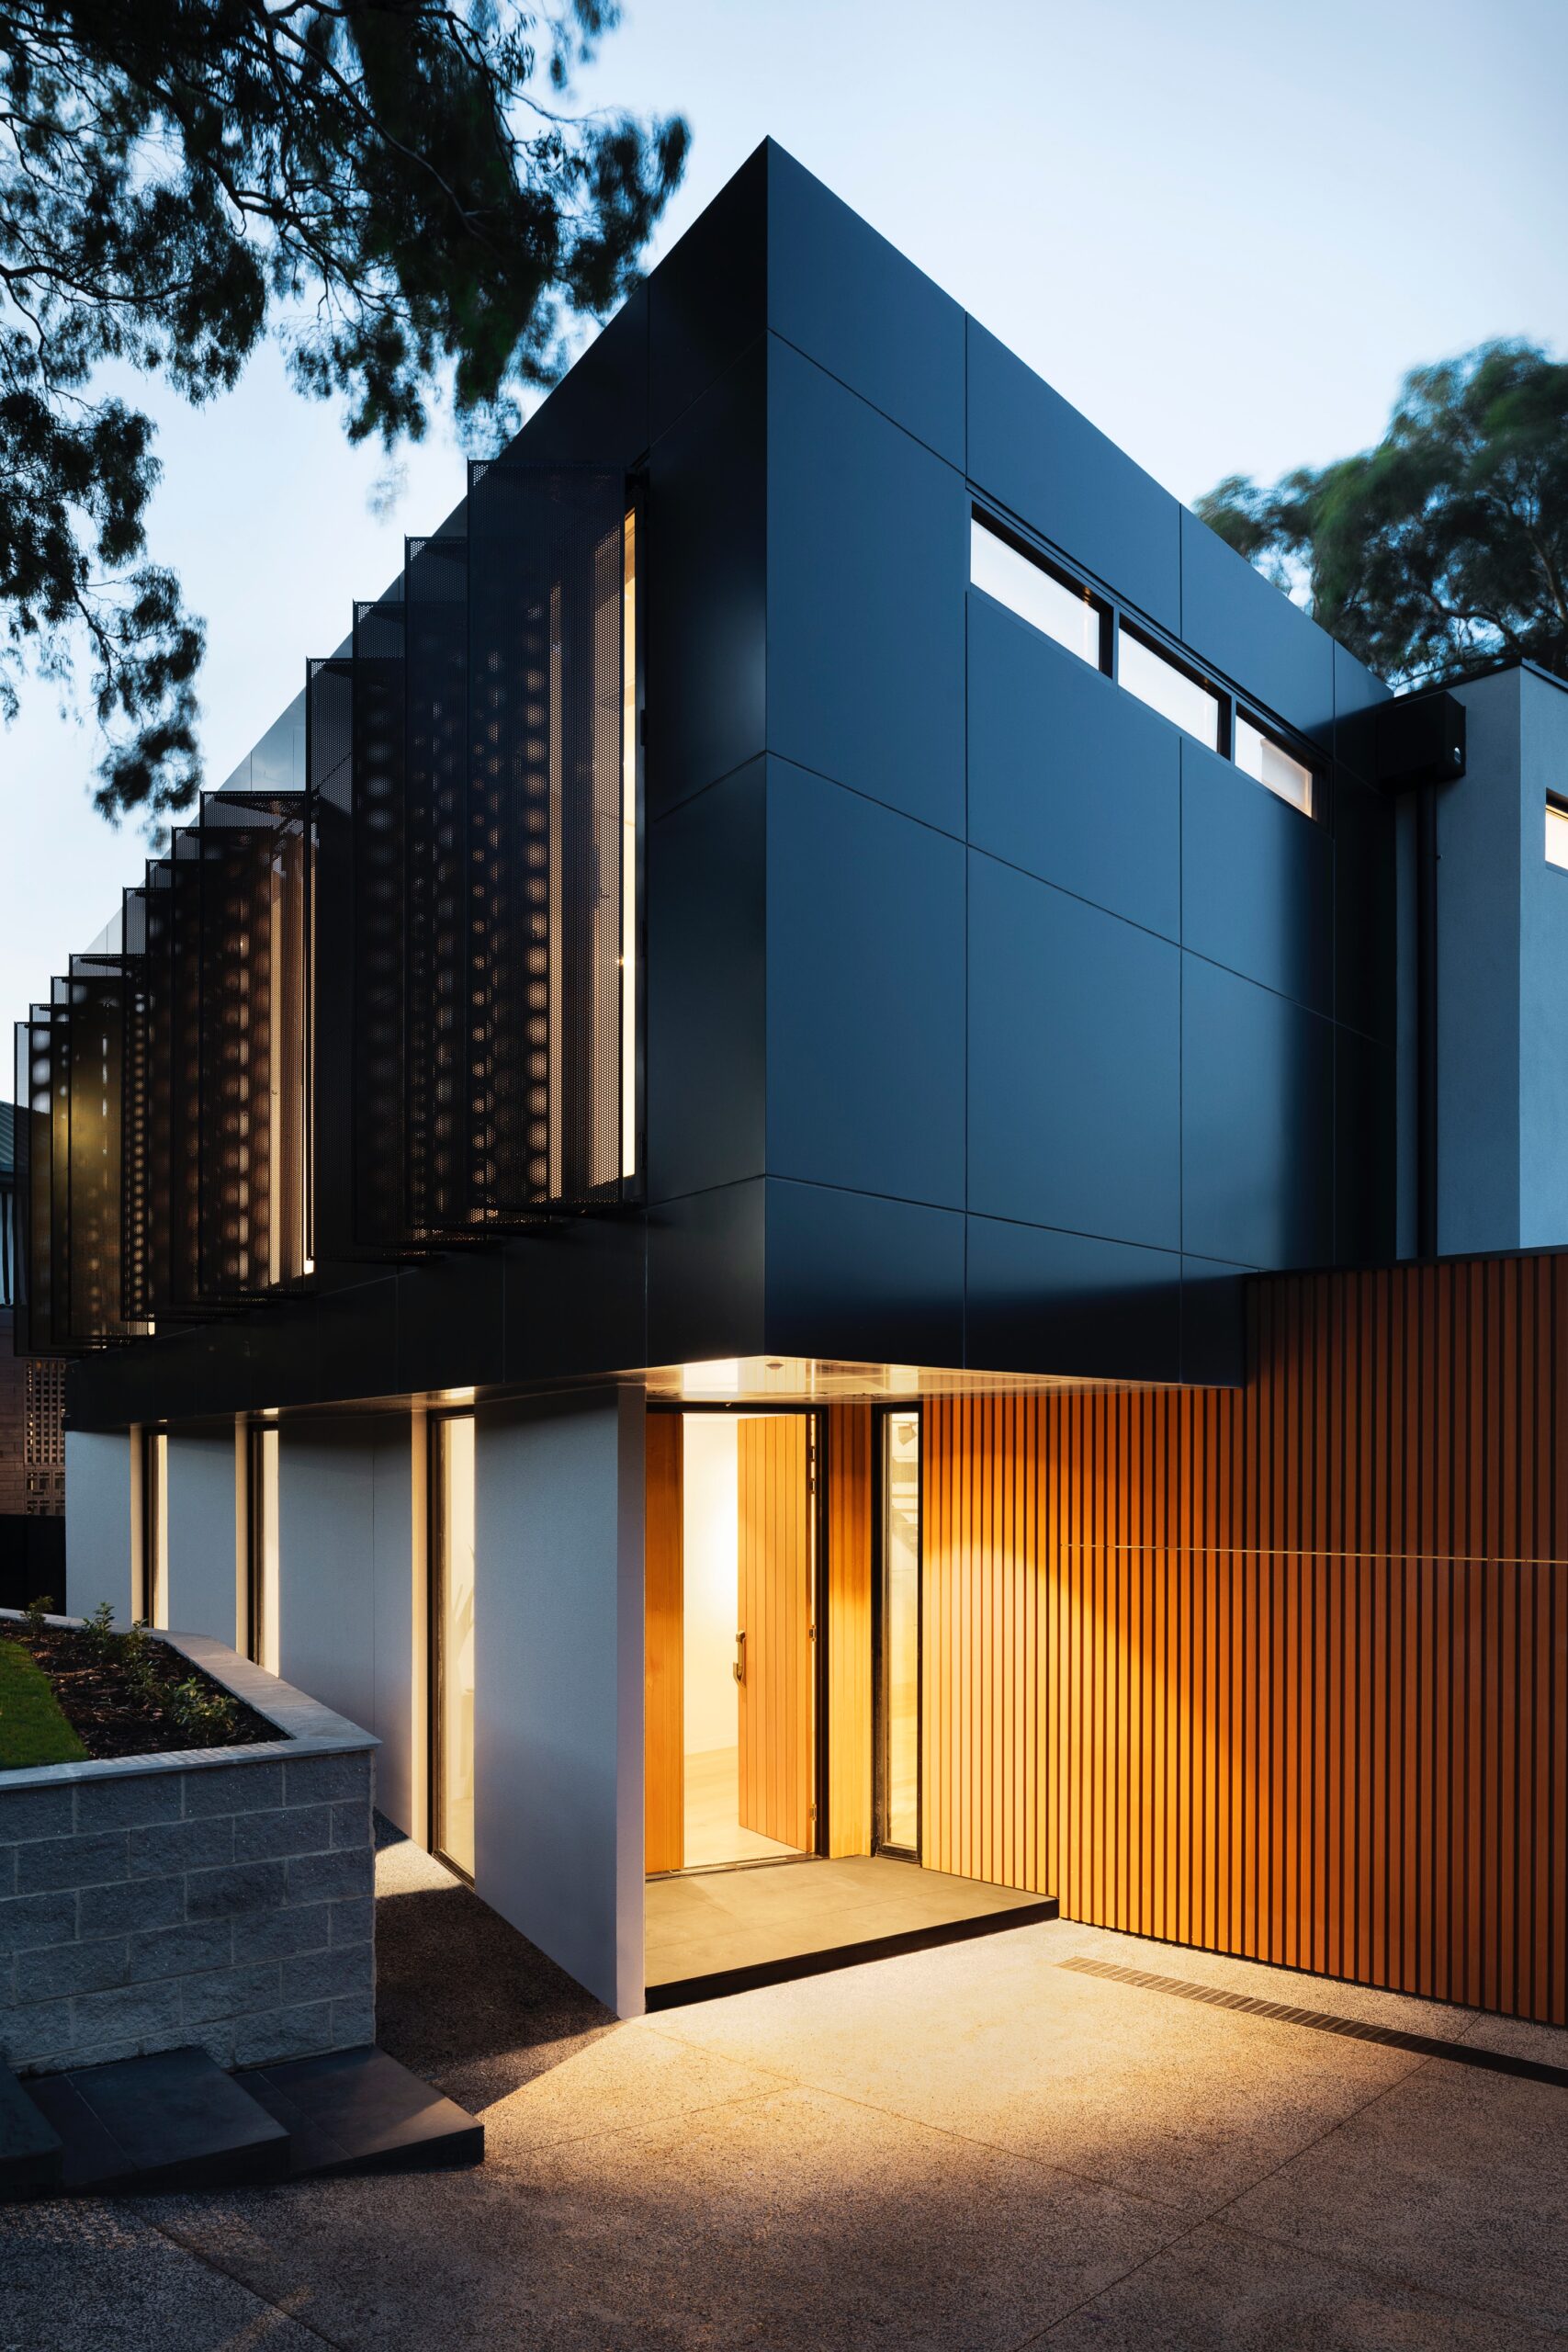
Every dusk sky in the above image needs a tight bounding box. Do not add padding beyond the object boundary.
[3,0,1564,1042]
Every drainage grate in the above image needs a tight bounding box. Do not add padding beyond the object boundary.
[1057,1955,1568,2090]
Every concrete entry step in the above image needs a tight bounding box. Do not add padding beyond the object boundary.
[240,2044,484,2177]
[0,2061,63,2199]
[22,2045,291,2194]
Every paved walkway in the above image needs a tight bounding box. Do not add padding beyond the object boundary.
[5,1838,1566,2349]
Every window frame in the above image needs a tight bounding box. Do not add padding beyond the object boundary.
[1546,792,1568,873]
[1113,621,1225,754]
[969,506,1111,674]
[1235,707,1318,820]
[967,495,1326,825]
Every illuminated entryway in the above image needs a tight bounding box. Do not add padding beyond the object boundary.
[647,1409,818,1873]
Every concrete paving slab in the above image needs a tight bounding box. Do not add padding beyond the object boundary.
[145,2078,1180,2352]
[472,2018,787,2154]
[0,2195,321,2349]
[1225,2057,1568,2334]
[1043,2217,1557,2350]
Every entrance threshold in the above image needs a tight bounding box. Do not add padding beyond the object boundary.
[644,1855,1057,2010]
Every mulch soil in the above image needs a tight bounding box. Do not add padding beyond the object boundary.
[0,1623,280,1761]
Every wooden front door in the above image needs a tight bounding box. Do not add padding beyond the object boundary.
[736,1415,815,1851]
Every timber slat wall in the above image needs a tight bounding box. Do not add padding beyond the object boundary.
[923,1259,1568,2025]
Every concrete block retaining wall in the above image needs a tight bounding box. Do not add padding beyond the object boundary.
[0,1626,378,2075]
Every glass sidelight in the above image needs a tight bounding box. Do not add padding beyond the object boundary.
[879,1409,920,1856]
[246,1425,280,1674]
[138,1429,168,1630]
[433,1414,477,1879]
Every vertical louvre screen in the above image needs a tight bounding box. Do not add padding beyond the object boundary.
[194,795,310,1297]
[13,966,149,1351]
[404,533,470,1243]
[352,596,407,1252]
[15,461,637,1345]
[119,888,152,1327]
[466,462,630,1225]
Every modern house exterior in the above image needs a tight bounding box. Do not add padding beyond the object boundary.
[15,144,1568,2026]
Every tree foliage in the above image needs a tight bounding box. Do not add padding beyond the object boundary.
[0,0,687,821]
[1196,342,1568,688]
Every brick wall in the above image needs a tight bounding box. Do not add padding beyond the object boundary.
[0,1631,377,2076]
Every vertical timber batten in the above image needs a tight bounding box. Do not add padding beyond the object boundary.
[921,1257,1568,2026]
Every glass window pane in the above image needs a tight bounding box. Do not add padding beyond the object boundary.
[250,1427,279,1676]
[970,516,1100,669]
[145,1431,168,1629]
[436,1416,477,1877]
[1547,802,1568,871]
[1235,715,1314,815]
[883,1410,919,1853]
[1118,629,1221,749]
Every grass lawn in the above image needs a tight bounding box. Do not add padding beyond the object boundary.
[0,1634,87,1769]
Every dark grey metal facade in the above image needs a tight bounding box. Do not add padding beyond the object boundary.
[31,141,1409,1430]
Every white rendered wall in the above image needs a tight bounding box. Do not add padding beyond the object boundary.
[474,1389,645,2017]
[276,1417,416,1833]
[64,1430,136,1623]
[164,1432,241,1646]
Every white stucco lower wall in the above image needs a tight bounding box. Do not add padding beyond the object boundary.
[164,1431,241,1646]
[276,1417,416,1838]
[474,1388,645,2017]
[63,1430,136,1623]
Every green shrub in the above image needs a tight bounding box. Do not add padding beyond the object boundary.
[81,1600,118,1666]
[164,1674,240,1742]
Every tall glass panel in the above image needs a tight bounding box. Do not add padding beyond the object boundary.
[249,1425,280,1675]
[435,1415,477,1877]
[142,1430,168,1629]
[882,1410,920,1854]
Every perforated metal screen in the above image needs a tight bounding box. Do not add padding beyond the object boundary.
[15,461,638,1350]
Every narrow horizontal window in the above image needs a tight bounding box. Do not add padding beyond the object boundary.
[1117,628,1221,751]
[970,514,1100,669]
[1235,714,1314,816]
[1547,797,1568,871]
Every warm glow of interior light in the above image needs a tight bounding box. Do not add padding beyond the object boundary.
[886,1364,920,1393]
[149,1431,168,1629]
[682,1358,740,1396]
[1235,714,1314,815]
[1547,799,1568,871]
[621,508,638,1181]
[254,1425,280,1677]
[434,1415,477,1880]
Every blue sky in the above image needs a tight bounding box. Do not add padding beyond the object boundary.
[3,0,1565,1039]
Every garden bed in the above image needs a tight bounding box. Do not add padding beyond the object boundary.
[0,1603,278,1771]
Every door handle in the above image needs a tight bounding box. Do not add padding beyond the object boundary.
[733,1630,746,1685]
